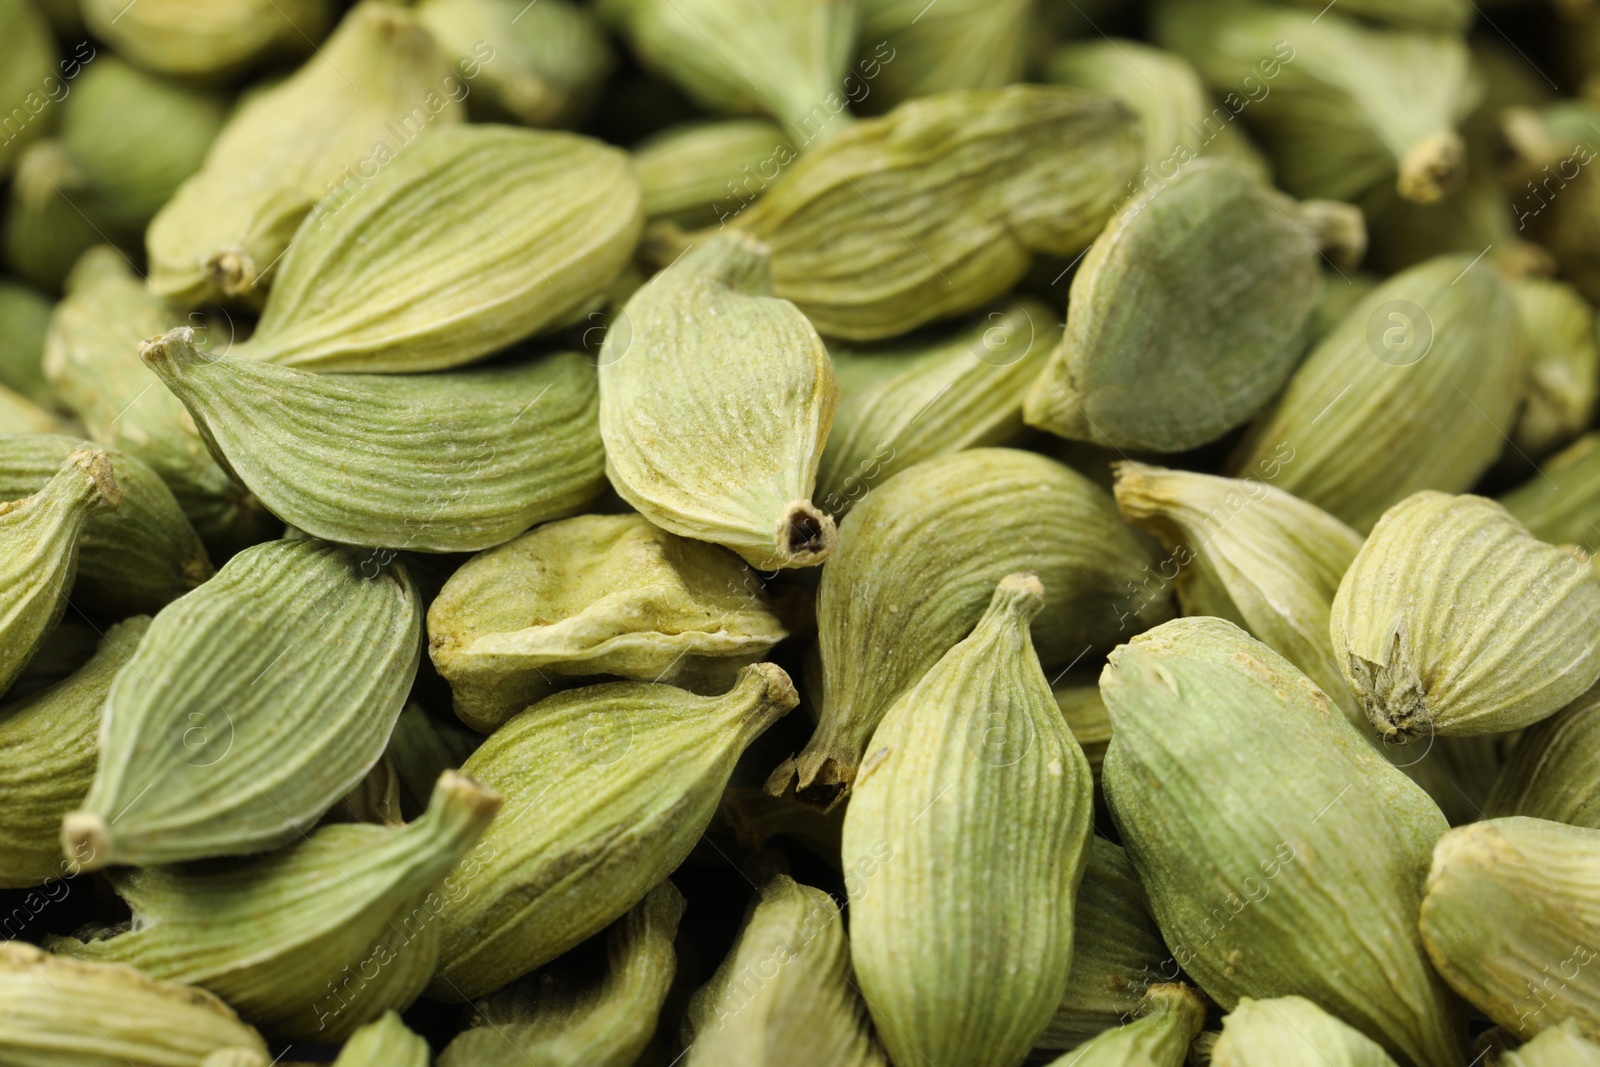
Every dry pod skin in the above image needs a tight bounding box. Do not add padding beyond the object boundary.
[438,882,684,1067]
[0,942,271,1067]
[1230,254,1526,531]
[4,140,108,292]
[1511,278,1600,457]
[844,574,1094,1067]
[53,772,500,1042]
[64,539,422,868]
[428,513,790,732]
[683,874,883,1066]
[728,85,1142,340]
[599,234,839,570]
[785,448,1169,806]
[387,703,481,822]
[1042,984,1207,1067]
[1212,996,1402,1066]
[1499,103,1600,304]
[1101,617,1464,1067]
[633,119,795,228]
[1052,682,1113,782]
[1024,162,1362,452]
[0,385,72,435]
[81,0,330,79]
[0,281,54,406]
[1331,492,1600,741]
[1502,1022,1600,1066]
[0,0,56,177]
[1486,682,1600,827]
[430,663,797,1000]
[141,328,607,552]
[1365,169,1558,281]
[1502,434,1600,553]
[331,1012,429,1067]
[1420,817,1600,1042]
[856,0,1031,105]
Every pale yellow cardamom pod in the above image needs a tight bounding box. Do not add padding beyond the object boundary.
[81,0,331,79]
[330,1011,429,1067]
[1212,996,1402,1066]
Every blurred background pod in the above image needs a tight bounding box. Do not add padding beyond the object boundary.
[80,0,332,81]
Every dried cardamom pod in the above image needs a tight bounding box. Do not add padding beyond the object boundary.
[634,119,793,228]
[438,882,684,1067]
[1510,278,1599,457]
[0,280,53,406]
[1053,681,1113,782]
[387,702,480,821]
[0,942,271,1067]
[1365,171,1556,281]
[146,2,461,304]
[721,784,845,865]
[323,754,404,828]
[844,574,1093,1067]
[331,1012,429,1067]
[4,616,97,703]
[53,772,500,1042]
[0,383,72,434]
[1499,102,1600,304]
[1212,996,1402,1066]
[1502,1022,1600,1066]
[1043,984,1207,1066]
[429,513,791,732]
[1102,617,1464,1067]
[599,234,839,570]
[683,874,883,1066]
[1272,0,1468,29]
[140,327,606,551]
[4,140,108,292]
[1486,682,1600,827]
[727,85,1141,340]
[81,0,330,79]
[1420,817,1600,1043]
[1024,162,1364,452]
[782,448,1169,806]
[0,0,56,177]
[431,662,798,1000]
[63,538,422,868]
[1501,434,1600,553]
[1230,254,1526,531]
[1331,492,1600,741]
[857,0,1030,105]
[817,298,1058,515]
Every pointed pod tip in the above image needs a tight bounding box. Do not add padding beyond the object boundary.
[1397,132,1466,205]
[736,661,800,716]
[990,571,1046,624]
[65,448,122,512]
[139,326,204,374]
[430,770,504,823]
[205,248,259,298]
[789,747,852,812]
[774,501,836,568]
[60,811,111,872]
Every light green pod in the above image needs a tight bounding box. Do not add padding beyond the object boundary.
[1024,162,1363,451]
[331,1012,429,1067]
[1102,617,1464,1067]
[856,0,1032,106]
[140,328,606,551]
[438,882,684,1067]
[0,0,56,177]
[1486,682,1600,827]
[428,513,791,732]
[1502,434,1600,553]
[1312,272,1383,340]
[1276,0,1469,28]
[1503,1022,1600,1066]
[0,281,53,406]
[53,772,500,1043]
[4,616,97,703]
[0,449,120,698]
[1213,996,1402,1066]
[3,140,108,292]
[684,874,883,1066]
[387,702,480,822]
[1365,170,1557,281]
[1044,984,1207,1066]
[600,234,839,570]
[817,298,1059,515]
[81,0,330,79]
[323,753,404,829]
[1229,254,1526,531]
[781,448,1170,807]
[1500,102,1600,305]
[1053,683,1113,783]
[633,119,793,228]
[1510,278,1599,457]
[0,383,71,434]
[63,539,422,868]
[431,662,798,1000]
[729,86,1141,340]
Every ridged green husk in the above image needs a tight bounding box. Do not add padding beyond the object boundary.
[332,1012,430,1067]
[387,702,480,822]
[65,539,422,867]
[729,85,1141,340]
[634,119,793,227]
[844,574,1094,1067]
[81,0,331,79]
[1331,492,1600,740]
[1503,1022,1600,1066]
[1486,682,1600,827]
[1502,434,1600,553]
[1102,617,1464,1067]
[0,0,57,177]
[141,328,606,551]
[1511,278,1600,457]
[430,663,797,1000]
[53,773,500,1042]
[1213,996,1402,1066]
[1044,984,1207,1066]
[0,281,53,406]
[857,0,1032,106]
[439,882,684,1067]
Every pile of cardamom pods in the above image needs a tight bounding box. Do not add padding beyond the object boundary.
[5,0,1600,1064]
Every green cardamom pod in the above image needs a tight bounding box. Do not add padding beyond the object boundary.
[1365,170,1557,282]
[782,447,1170,806]
[324,753,404,829]
[599,234,839,570]
[4,616,98,703]
[387,702,480,822]
[721,784,845,867]
[1331,492,1600,741]
[844,573,1095,1067]
[1102,617,1464,1067]
[1499,103,1600,304]
[331,1012,429,1067]
[53,772,501,1043]
[1501,433,1600,554]
[140,327,606,552]
[438,882,684,1067]
[683,874,884,1066]
[1212,996,1402,1066]
[857,0,1030,105]
[0,383,72,434]
[1024,162,1363,451]
[1053,682,1113,784]
[1312,273,1382,340]
[0,942,271,1067]
[1044,984,1207,1066]
[0,280,53,407]
[634,119,794,228]
[1509,278,1599,457]
[63,538,422,868]
[4,140,110,292]
[431,662,797,1000]
[0,0,56,177]
[1486,682,1600,827]
[1503,1022,1600,1066]
[1229,254,1526,531]
[1275,0,1469,28]
[428,513,791,732]
[81,0,330,79]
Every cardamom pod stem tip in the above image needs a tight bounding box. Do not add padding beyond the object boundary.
[1397,132,1466,204]
[59,811,110,871]
[206,248,257,299]
[992,570,1046,623]
[67,447,123,512]
[776,501,837,567]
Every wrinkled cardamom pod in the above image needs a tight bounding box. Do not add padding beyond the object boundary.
[331,1012,429,1067]
[727,85,1141,340]
[1501,433,1600,553]
[1486,682,1600,827]
[599,234,838,570]
[1044,984,1207,1066]
[0,942,271,1067]
[782,448,1169,806]
[429,513,791,732]
[54,772,500,1042]
[63,539,422,868]
[857,0,1030,105]
[1025,162,1363,452]
[0,0,56,177]
[1420,817,1600,1043]
[431,662,798,1000]
[0,434,211,615]
[1053,682,1113,786]
[1502,1022,1600,1066]
[1331,492,1600,741]
[845,574,1094,1067]
[1155,0,1477,205]
[0,280,53,406]
[0,448,120,697]
[817,298,1058,515]
[634,119,793,227]
[439,882,684,1067]
[82,0,330,79]
[1102,617,1464,1067]
[1510,278,1599,457]
[324,754,404,828]
[141,327,606,551]
[1230,254,1525,531]
[0,383,72,434]
[388,702,480,822]
[683,874,882,1066]
[146,2,460,304]
[1212,996,1401,1066]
